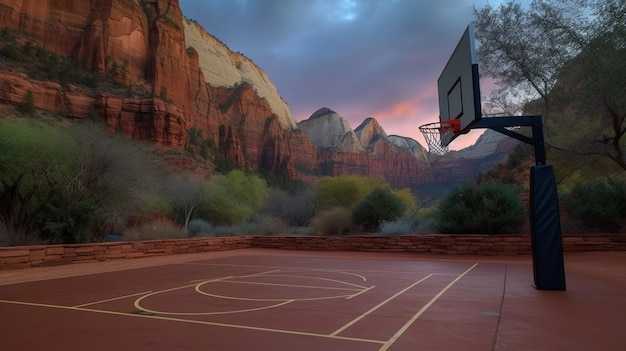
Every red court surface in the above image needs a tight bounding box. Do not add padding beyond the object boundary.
[1,248,625,350]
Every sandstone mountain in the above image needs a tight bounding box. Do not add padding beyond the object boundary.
[0,0,515,190]
[297,108,364,152]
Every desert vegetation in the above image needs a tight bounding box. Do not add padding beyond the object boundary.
[0,119,428,245]
[1,0,625,246]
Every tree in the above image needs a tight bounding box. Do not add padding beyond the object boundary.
[163,176,206,230]
[0,120,74,244]
[473,0,625,169]
[352,188,405,232]
[549,0,626,169]
[473,0,590,123]
[0,120,162,245]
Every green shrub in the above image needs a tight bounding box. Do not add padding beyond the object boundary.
[566,176,626,232]
[314,175,387,213]
[310,207,353,235]
[35,194,96,244]
[203,170,268,225]
[352,188,406,232]
[434,182,526,234]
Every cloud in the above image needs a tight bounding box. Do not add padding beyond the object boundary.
[180,0,505,149]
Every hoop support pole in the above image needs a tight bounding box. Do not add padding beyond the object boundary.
[471,114,564,290]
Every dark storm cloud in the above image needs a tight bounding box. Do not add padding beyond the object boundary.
[179,0,500,146]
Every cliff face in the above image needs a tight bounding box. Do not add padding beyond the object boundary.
[0,0,311,176]
[0,0,514,189]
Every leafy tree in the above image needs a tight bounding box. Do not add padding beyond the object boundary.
[0,120,75,244]
[434,182,525,234]
[0,120,162,245]
[473,0,590,123]
[203,170,268,225]
[473,0,625,169]
[352,188,406,232]
[550,14,626,169]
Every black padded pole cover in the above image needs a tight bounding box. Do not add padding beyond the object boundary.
[529,165,566,290]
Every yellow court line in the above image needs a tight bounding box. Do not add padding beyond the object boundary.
[221,278,366,291]
[183,262,454,277]
[258,273,369,288]
[330,274,433,336]
[0,299,386,346]
[73,291,153,308]
[378,263,479,351]
[347,285,375,299]
[133,276,234,312]
[135,298,295,316]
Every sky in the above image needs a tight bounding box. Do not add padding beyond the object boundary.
[179,0,523,150]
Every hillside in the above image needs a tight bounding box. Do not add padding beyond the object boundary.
[0,0,516,190]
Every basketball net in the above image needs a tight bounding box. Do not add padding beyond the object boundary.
[418,119,461,156]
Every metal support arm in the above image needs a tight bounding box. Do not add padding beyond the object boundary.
[471,115,546,165]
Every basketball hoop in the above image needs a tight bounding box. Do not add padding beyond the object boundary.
[419,119,461,155]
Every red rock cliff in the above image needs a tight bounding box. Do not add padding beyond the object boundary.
[0,0,508,188]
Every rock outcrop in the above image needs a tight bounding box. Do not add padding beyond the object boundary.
[0,0,516,189]
[297,107,364,152]
[183,18,296,130]
[0,0,308,176]
[298,108,435,187]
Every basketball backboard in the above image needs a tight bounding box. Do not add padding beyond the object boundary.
[437,24,482,146]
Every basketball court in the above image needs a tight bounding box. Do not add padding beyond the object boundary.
[1,248,625,350]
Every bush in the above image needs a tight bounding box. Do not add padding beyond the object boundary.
[35,194,96,244]
[434,182,526,234]
[310,207,353,235]
[314,175,387,213]
[187,219,213,237]
[262,188,314,226]
[566,176,626,232]
[203,170,268,225]
[353,188,406,232]
[123,218,186,241]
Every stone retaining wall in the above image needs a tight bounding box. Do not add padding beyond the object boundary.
[0,236,253,269]
[1,234,625,269]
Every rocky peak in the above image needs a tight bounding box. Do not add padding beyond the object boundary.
[389,135,430,161]
[447,129,520,159]
[297,108,365,152]
[355,118,388,147]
